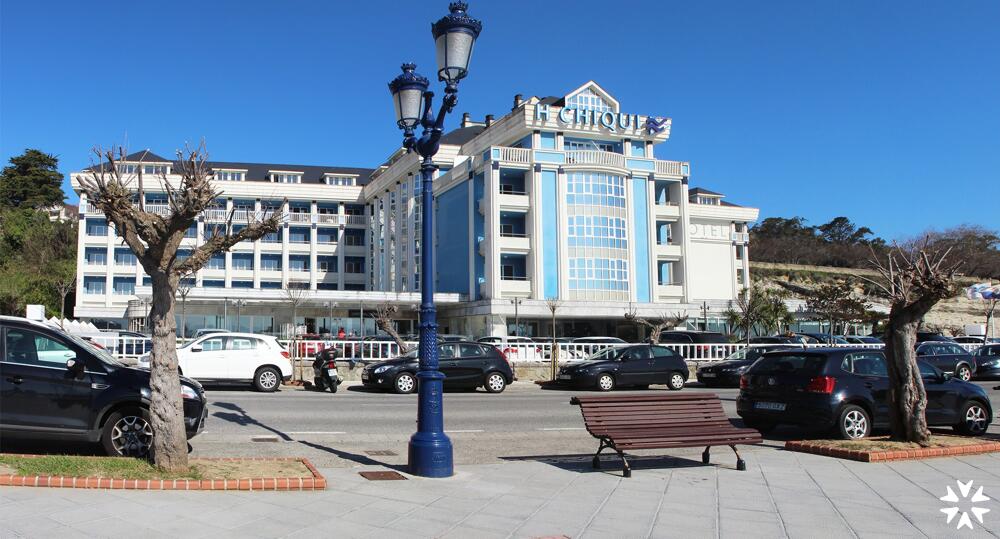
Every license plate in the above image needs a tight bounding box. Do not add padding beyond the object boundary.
[701,372,716,378]
[362,372,369,380]
[754,401,786,411]
[326,368,337,377]
[557,374,572,380]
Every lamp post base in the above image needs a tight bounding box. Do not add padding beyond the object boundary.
[407,369,453,478]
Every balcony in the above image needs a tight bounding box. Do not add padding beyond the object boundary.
[731,232,750,243]
[657,284,684,299]
[655,243,682,258]
[565,150,626,169]
[498,277,532,297]
[485,146,689,178]
[653,203,680,219]
[498,234,530,253]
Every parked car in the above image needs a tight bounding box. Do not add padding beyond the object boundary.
[658,331,729,359]
[954,336,1000,345]
[361,342,514,394]
[555,344,689,391]
[973,344,1000,379]
[737,347,992,439]
[138,332,293,391]
[796,333,849,345]
[477,336,543,361]
[112,330,152,356]
[843,335,882,345]
[916,332,956,344]
[696,345,798,387]
[0,315,207,456]
[749,336,804,345]
[915,342,977,381]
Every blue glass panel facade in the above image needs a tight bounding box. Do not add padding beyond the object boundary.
[632,177,650,302]
[434,181,470,294]
[541,170,559,299]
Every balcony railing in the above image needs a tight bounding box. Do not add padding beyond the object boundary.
[494,147,531,164]
[656,160,687,176]
[565,150,626,168]
[731,232,750,243]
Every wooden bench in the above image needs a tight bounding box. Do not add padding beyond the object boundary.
[571,393,762,477]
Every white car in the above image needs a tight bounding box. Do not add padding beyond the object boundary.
[138,333,292,392]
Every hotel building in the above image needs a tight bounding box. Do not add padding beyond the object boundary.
[70,82,758,339]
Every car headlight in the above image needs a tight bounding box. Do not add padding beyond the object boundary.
[181,385,199,400]
[374,365,391,374]
[140,387,151,399]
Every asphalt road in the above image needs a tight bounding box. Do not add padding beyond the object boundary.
[185,379,1000,467]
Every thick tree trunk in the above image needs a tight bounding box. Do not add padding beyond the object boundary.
[147,273,189,471]
[883,310,931,446]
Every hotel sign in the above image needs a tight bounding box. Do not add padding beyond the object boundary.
[534,105,668,135]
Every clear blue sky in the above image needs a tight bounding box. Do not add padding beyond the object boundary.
[2,1,998,239]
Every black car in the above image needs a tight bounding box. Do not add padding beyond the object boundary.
[737,348,992,439]
[749,336,804,345]
[0,316,207,457]
[973,344,1000,379]
[696,345,798,387]
[555,344,689,391]
[362,341,514,394]
[916,332,956,343]
[915,341,976,381]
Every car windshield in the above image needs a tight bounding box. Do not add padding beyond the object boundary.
[585,347,620,361]
[65,333,128,367]
[750,353,826,375]
[725,347,770,361]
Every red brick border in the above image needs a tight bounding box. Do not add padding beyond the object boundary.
[785,440,1000,462]
[0,456,326,491]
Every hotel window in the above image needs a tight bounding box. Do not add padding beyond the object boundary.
[288,255,310,272]
[343,229,365,246]
[287,281,309,290]
[271,173,302,184]
[231,253,253,271]
[539,132,557,150]
[143,277,152,286]
[736,270,745,285]
[344,283,365,291]
[142,165,168,175]
[344,257,365,274]
[83,276,105,295]
[344,204,365,216]
[288,227,310,244]
[112,277,135,296]
[630,140,646,157]
[568,258,629,292]
[215,170,245,181]
[260,281,281,289]
[262,229,282,243]
[695,196,720,206]
[231,281,253,289]
[565,138,617,153]
[85,247,107,265]
[324,175,355,186]
[260,254,281,271]
[177,249,192,261]
[206,253,225,270]
[317,256,337,272]
[317,228,338,244]
[736,245,745,260]
[184,224,197,238]
[86,218,108,236]
[145,193,168,205]
[565,87,613,113]
[318,282,338,290]
[202,280,225,288]
[114,248,136,267]
[117,164,136,174]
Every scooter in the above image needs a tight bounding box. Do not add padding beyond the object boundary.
[312,347,342,393]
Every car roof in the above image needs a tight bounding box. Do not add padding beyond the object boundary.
[195,332,276,339]
[0,315,62,331]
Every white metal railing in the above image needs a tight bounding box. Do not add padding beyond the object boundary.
[345,215,366,226]
[84,335,151,359]
[316,213,340,225]
[655,160,687,176]
[287,212,312,224]
[565,150,626,169]
[731,232,750,243]
[495,146,532,164]
[144,204,170,217]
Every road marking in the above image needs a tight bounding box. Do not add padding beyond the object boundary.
[445,429,485,433]
[286,431,347,435]
[537,427,585,431]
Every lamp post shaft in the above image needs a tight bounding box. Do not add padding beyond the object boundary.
[408,156,453,477]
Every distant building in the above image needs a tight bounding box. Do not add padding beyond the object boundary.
[44,203,78,222]
[69,81,758,338]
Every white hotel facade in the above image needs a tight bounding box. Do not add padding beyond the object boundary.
[70,82,758,339]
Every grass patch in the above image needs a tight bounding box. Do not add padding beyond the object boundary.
[0,455,310,480]
[802,435,988,452]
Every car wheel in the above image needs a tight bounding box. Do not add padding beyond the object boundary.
[484,372,506,393]
[743,419,777,434]
[254,366,281,392]
[394,372,417,394]
[836,404,871,440]
[667,372,686,391]
[955,364,972,382]
[954,401,989,436]
[101,407,154,458]
[596,373,615,392]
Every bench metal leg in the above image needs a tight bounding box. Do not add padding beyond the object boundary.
[592,439,610,469]
[730,445,746,471]
[702,446,711,464]
[617,449,631,478]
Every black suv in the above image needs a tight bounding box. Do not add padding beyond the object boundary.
[915,342,976,381]
[555,344,689,391]
[1,316,207,457]
[361,341,515,394]
[737,348,992,439]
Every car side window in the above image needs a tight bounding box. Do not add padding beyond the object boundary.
[650,346,676,358]
[843,353,888,376]
[4,328,74,367]
[918,361,937,378]
[623,347,651,361]
[439,344,457,359]
[229,338,256,350]
[459,344,485,358]
[201,337,226,352]
[946,344,965,355]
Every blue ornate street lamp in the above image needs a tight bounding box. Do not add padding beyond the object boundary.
[387,1,482,478]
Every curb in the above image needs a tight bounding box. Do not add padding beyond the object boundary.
[0,456,326,491]
[784,440,1000,462]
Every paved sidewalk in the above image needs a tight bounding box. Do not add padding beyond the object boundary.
[2,445,1000,538]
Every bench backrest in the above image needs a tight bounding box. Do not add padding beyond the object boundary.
[571,393,731,434]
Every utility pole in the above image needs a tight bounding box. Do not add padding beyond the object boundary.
[232,299,247,332]
[701,301,709,331]
[511,298,522,336]
[325,301,337,334]
[360,301,365,338]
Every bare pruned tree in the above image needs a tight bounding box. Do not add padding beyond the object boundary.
[373,302,411,354]
[52,260,75,329]
[625,305,687,344]
[546,299,561,380]
[865,242,959,445]
[80,143,282,471]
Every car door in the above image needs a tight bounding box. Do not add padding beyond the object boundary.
[437,343,460,387]
[918,361,957,425]
[843,352,890,427]
[451,344,490,387]
[1,326,95,434]
[943,344,970,374]
[227,337,259,381]
[649,346,682,384]
[181,336,228,380]
[617,346,652,386]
